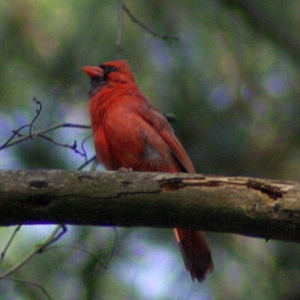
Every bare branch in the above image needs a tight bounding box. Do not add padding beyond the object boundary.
[37,225,67,253]
[0,225,21,265]
[0,122,90,151]
[116,0,125,59]
[44,243,108,271]
[77,155,97,170]
[0,98,91,161]
[29,97,42,137]
[121,2,179,41]
[0,170,300,243]
[3,277,53,300]
[0,225,65,279]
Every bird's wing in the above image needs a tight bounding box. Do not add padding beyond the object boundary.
[130,95,195,174]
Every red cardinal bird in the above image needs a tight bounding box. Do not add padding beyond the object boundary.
[83,60,213,282]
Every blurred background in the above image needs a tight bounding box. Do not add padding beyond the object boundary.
[1,0,300,299]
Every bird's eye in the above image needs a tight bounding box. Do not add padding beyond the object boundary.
[97,65,118,82]
[100,65,118,76]
[107,66,117,72]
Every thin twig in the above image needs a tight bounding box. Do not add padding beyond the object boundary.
[116,0,125,59]
[122,2,179,41]
[37,225,67,253]
[0,225,22,265]
[29,98,42,139]
[37,134,88,158]
[79,134,93,162]
[3,277,53,300]
[42,244,108,271]
[0,225,65,279]
[77,155,97,170]
[0,124,32,150]
[0,123,90,151]
[95,227,119,272]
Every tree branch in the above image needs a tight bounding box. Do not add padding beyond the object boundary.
[121,2,179,41]
[1,170,300,243]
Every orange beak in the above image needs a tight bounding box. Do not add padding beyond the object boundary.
[82,66,104,78]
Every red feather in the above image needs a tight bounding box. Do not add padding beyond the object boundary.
[83,60,213,282]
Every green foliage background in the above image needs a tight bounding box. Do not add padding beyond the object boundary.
[1,0,300,299]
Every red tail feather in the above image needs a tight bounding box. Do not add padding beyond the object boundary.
[174,229,213,282]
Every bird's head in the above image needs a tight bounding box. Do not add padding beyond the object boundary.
[82,60,136,88]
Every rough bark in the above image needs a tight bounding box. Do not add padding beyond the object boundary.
[1,169,300,243]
